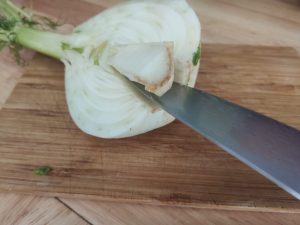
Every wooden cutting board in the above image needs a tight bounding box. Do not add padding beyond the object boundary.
[0,44,300,209]
[0,43,300,210]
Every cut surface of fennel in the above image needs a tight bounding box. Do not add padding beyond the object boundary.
[0,0,201,138]
[108,42,175,96]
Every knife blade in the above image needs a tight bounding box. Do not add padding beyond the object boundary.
[133,82,300,200]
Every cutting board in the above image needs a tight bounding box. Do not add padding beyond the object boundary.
[0,0,300,211]
[0,44,300,210]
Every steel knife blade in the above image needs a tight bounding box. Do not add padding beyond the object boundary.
[133,82,300,200]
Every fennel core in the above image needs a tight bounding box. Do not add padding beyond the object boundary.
[0,0,72,60]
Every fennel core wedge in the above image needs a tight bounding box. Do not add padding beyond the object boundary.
[0,0,201,138]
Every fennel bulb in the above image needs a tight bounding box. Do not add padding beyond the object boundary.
[0,0,201,138]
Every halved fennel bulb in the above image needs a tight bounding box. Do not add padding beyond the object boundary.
[0,0,201,138]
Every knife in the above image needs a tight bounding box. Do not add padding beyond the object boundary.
[133,82,300,200]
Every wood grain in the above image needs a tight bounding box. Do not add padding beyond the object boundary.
[1,0,300,224]
[0,193,88,225]
[17,0,300,47]
[0,49,34,109]
[193,0,300,47]
[0,44,299,210]
[61,198,300,225]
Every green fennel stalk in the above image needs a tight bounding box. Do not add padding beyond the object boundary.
[0,0,69,59]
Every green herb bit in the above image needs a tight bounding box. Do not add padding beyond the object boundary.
[192,46,201,66]
[0,16,16,30]
[22,17,38,28]
[10,42,23,64]
[61,42,71,50]
[41,16,60,30]
[61,42,84,54]
[33,166,52,176]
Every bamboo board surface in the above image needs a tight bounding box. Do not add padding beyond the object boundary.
[0,44,299,209]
